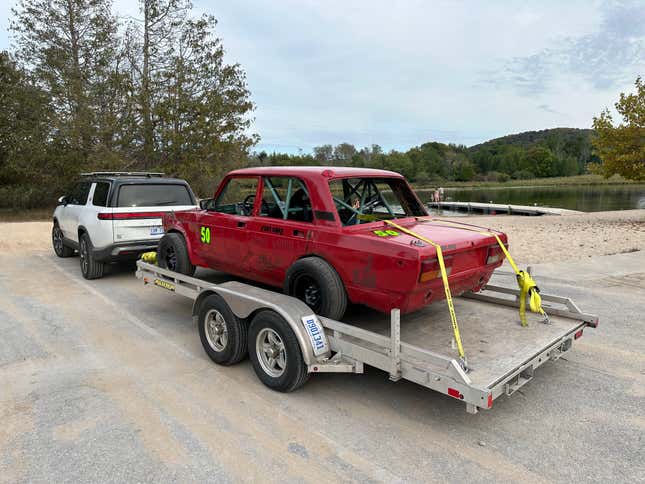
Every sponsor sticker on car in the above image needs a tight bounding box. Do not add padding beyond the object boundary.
[301,314,328,356]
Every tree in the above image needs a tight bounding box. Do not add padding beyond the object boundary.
[333,143,357,164]
[313,144,333,164]
[11,0,120,161]
[0,52,54,207]
[592,77,645,180]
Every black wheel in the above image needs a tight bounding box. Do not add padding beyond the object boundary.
[52,223,74,257]
[79,233,104,279]
[198,294,247,365]
[157,232,195,276]
[248,310,309,392]
[284,257,347,320]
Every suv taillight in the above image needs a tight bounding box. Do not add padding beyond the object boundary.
[98,211,165,220]
[486,244,506,265]
[420,256,453,282]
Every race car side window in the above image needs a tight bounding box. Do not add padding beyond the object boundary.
[213,176,259,216]
[260,177,313,222]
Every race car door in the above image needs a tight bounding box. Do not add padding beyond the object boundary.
[245,176,313,286]
[194,175,260,275]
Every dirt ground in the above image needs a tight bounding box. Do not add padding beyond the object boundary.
[4,209,644,263]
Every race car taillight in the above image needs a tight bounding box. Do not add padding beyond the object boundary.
[420,256,453,282]
[486,244,506,265]
[98,211,165,220]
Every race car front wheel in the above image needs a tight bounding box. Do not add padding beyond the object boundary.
[285,257,347,320]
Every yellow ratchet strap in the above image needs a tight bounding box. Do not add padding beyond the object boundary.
[416,218,548,327]
[140,251,157,264]
[384,220,467,368]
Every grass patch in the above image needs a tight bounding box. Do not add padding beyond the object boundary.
[0,208,53,222]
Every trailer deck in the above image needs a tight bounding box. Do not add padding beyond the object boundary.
[136,261,597,413]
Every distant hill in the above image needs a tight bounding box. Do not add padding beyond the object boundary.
[469,128,594,152]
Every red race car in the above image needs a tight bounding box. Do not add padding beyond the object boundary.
[158,167,507,320]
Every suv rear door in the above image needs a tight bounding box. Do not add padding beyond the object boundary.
[109,182,196,244]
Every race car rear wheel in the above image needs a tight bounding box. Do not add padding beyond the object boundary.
[248,310,309,392]
[157,232,195,276]
[285,257,347,320]
[198,293,247,365]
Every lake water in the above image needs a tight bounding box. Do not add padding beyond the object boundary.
[417,184,645,212]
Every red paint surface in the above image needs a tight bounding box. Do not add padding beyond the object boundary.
[163,167,507,315]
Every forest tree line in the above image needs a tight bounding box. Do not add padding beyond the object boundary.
[255,128,599,185]
[0,0,635,210]
[1,0,257,209]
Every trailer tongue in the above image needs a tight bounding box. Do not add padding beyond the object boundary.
[136,260,597,414]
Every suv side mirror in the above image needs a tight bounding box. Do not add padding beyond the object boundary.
[58,196,68,206]
[199,198,215,210]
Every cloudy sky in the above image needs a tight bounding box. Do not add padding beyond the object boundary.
[1,0,643,153]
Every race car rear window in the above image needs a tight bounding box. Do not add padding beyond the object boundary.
[329,177,427,226]
[116,184,193,207]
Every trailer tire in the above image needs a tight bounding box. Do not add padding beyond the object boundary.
[158,232,195,276]
[198,294,247,365]
[79,233,104,279]
[248,310,309,392]
[285,257,347,320]
[52,222,74,258]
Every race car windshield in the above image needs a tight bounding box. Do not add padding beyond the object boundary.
[329,177,427,226]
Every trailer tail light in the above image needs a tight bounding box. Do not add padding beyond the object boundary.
[487,393,493,408]
[447,387,463,399]
[420,256,453,282]
[486,244,507,265]
[574,329,584,340]
[98,212,165,220]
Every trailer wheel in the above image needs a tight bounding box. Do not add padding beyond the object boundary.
[248,310,309,392]
[52,222,74,258]
[285,257,347,320]
[158,232,195,276]
[79,233,104,279]
[198,294,247,365]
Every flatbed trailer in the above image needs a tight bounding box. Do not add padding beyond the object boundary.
[135,260,598,414]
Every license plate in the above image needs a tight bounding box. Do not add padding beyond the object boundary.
[301,315,328,356]
[150,226,164,235]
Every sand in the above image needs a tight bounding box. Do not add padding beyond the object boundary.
[2,209,644,264]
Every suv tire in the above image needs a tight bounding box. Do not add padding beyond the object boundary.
[157,232,195,276]
[79,233,104,279]
[52,222,74,258]
[284,257,347,320]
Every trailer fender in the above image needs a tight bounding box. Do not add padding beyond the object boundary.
[192,281,331,366]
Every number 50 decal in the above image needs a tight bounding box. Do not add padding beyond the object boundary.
[200,226,211,244]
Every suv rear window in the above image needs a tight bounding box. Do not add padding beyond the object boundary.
[116,184,193,207]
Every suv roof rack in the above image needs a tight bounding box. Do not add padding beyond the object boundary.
[80,172,166,178]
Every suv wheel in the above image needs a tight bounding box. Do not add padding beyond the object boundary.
[284,257,347,320]
[157,233,195,276]
[79,233,104,279]
[52,223,74,258]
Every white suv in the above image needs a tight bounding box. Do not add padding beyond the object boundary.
[52,172,198,279]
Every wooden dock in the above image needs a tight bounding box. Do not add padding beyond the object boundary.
[427,201,581,216]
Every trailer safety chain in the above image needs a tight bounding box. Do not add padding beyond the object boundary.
[384,220,468,371]
[416,218,549,326]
